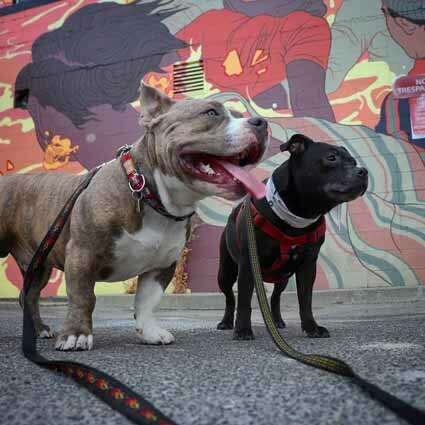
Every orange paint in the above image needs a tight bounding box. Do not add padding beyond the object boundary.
[222,49,243,76]
[251,49,269,66]
[6,160,14,171]
[43,135,79,171]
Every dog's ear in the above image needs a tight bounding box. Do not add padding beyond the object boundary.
[280,134,313,156]
[139,82,175,122]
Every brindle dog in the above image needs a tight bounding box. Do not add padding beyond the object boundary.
[0,83,269,351]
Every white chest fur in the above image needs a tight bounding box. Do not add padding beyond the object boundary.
[106,208,187,282]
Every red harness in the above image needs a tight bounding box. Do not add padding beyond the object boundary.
[236,198,326,283]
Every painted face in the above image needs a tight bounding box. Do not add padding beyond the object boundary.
[381,4,425,59]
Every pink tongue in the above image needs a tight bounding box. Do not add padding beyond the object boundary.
[217,160,266,199]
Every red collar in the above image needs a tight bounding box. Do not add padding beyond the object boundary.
[118,145,194,222]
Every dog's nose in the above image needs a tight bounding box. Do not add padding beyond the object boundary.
[357,167,368,178]
[248,117,267,133]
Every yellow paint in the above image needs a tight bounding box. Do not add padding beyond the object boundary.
[0,258,20,298]
[0,48,31,61]
[0,138,11,144]
[327,13,335,25]
[251,49,268,66]
[222,49,243,76]
[0,116,34,133]
[56,279,128,296]
[18,163,43,174]
[48,0,84,30]
[22,2,68,27]
[0,83,13,112]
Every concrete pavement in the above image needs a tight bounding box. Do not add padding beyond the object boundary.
[0,295,424,425]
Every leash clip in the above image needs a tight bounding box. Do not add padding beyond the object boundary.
[116,144,133,158]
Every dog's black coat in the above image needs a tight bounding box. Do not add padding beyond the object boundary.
[217,134,368,340]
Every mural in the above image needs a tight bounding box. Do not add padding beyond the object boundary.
[0,0,424,297]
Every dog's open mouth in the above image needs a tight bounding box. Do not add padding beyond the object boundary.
[181,144,265,198]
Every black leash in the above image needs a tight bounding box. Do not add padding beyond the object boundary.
[243,197,425,425]
[22,168,179,425]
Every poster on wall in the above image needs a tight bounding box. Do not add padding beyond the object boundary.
[393,74,425,140]
[410,96,425,140]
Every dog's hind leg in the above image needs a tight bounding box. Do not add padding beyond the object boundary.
[19,264,55,338]
[270,279,289,329]
[217,233,238,330]
[135,263,177,345]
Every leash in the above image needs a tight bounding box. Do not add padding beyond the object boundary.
[22,168,179,425]
[243,197,425,425]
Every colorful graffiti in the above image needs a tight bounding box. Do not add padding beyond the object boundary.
[0,0,424,297]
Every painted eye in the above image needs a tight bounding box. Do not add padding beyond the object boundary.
[327,154,337,162]
[206,109,219,117]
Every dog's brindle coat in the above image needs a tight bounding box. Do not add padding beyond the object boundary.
[0,83,268,350]
[217,134,368,340]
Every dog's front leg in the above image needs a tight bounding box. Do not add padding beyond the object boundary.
[270,279,289,329]
[55,244,96,351]
[135,263,176,345]
[296,260,329,338]
[234,228,255,340]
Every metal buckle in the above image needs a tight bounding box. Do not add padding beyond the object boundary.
[128,172,146,196]
[116,144,133,158]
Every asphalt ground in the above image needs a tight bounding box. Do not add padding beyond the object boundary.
[0,299,424,425]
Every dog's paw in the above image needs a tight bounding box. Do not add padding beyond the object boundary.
[303,325,330,338]
[38,326,55,339]
[217,320,234,330]
[233,328,254,340]
[273,316,286,329]
[55,334,94,351]
[136,321,175,345]
[35,322,54,339]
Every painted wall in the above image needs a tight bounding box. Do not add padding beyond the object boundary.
[0,0,424,297]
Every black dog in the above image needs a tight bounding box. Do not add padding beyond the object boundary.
[217,134,368,340]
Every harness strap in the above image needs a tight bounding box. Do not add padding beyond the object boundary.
[236,198,326,282]
[250,201,325,245]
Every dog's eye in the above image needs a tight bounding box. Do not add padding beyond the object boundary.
[327,154,337,162]
[206,109,219,117]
